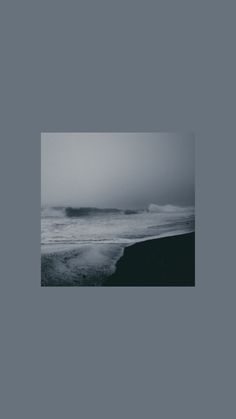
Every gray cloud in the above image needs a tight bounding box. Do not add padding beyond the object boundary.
[41,133,194,208]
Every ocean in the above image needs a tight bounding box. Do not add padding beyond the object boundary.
[41,205,195,285]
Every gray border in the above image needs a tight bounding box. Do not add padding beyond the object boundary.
[1,1,235,418]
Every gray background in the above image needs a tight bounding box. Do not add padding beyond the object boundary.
[1,1,235,418]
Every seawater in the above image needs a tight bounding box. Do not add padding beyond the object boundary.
[41,206,194,252]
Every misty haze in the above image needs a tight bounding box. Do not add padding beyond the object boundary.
[41,133,195,287]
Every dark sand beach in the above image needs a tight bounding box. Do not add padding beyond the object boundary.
[103,232,195,286]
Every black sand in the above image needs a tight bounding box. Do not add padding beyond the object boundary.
[103,232,195,286]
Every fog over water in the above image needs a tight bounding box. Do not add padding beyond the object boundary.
[41,133,194,209]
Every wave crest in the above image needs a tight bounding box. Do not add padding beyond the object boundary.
[148,203,194,213]
[65,207,122,217]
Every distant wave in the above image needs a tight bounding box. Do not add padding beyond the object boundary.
[65,207,122,217]
[65,207,141,217]
[148,203,194,213]
[123,209,139,215]
[41,206,140,218]
[41,204,194,218]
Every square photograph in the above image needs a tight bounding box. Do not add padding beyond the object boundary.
[41,133,195,286]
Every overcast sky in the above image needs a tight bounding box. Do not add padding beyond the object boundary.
[41,133,194,208]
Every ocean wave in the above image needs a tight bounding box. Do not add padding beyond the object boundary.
[41,204,194,219]
[65,207,122,217]
[148,203,194,213]
[65,207,140,217]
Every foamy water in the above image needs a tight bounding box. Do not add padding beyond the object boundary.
[41,205,194,252]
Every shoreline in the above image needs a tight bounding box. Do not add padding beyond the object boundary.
[41,232,195,286]
[102,232,195,286]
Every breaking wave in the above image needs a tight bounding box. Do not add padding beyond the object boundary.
[148,203,194,213]
[41,204,194,218]
[65,207,122,217]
